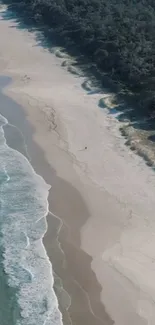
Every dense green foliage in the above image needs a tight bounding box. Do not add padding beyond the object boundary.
[6,0,155,115]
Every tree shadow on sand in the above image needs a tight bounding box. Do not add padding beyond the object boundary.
[1,2,155,161]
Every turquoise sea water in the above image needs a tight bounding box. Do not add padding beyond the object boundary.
[0,112,63,325]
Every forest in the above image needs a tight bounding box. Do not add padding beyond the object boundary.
[4,0,155,116]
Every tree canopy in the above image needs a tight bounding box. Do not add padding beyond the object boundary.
[6,0,155,115]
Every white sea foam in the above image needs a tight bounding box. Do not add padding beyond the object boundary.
[0,113,63,325]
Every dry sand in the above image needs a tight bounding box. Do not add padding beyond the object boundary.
[1,4,155,325]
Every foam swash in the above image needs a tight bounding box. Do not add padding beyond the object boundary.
[0,113,63,325]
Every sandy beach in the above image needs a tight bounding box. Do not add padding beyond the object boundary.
[1,4,155,325]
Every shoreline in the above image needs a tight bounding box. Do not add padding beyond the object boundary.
[1,4,155,324]
[0,100,63,325]
[0,76,112,325]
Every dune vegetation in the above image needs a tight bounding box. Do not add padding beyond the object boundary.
[4,0,155,116]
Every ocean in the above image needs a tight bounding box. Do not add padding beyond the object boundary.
[0,110,63,324]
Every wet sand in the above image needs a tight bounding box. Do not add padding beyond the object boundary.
[0,78,112,325]
[1,4,155,325]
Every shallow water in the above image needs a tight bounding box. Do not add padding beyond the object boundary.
[0,109,63,324]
